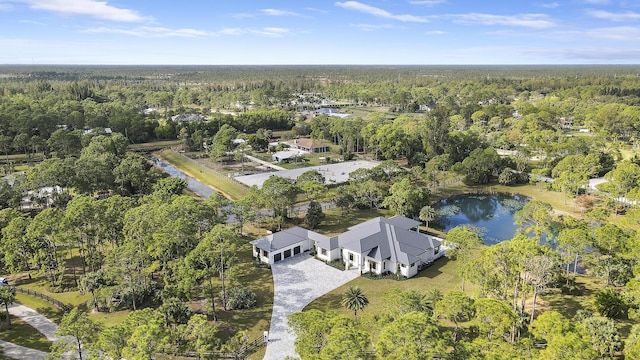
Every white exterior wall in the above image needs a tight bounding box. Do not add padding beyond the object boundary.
[400,263,419,278]
[364,258,382,275]
[253,246,270,264]
[343,250,361,272]
[316,246,331,262]
[315,245,341,262]
[418,248,436,264]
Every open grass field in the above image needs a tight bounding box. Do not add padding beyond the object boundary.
[155,149,249,200]
[129,139,181,152]
[0,315,52,352]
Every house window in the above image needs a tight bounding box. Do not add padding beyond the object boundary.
[262,250,268,257]
[321,248,327,256]
[434,246,440,254]
[349,253,354,261]
[370,262,377,271]
[383,262,386,270]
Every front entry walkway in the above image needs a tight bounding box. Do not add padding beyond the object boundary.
[264,254,359,360]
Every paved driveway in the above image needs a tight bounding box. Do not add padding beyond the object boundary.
[263,254,359,360]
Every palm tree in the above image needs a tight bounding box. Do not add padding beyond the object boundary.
[419,205,437,231]
[341,286,369,322]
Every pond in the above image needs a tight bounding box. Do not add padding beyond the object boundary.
[434,193,530,245]
[151,157,218,198]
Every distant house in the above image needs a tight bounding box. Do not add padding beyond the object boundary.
[171,114,205,124]
[314,108,350,118]
[82,127,112,136]
[272,150,301,163]
[559,117,573,129]
[21,186,64,210]
[287,138,330,153]
[251,215,443,279]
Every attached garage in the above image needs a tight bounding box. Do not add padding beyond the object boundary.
[251,226,330,265]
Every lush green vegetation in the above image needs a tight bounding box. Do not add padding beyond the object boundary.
[0,65,639,359]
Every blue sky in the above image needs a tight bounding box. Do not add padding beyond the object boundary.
[1,0,639,64]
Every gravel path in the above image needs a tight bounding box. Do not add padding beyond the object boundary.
[263,254,359,360]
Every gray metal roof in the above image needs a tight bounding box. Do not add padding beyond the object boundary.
[337,216,440,265]
[387,215,421,230]
[250,226,331,252]
[250,227,307,252]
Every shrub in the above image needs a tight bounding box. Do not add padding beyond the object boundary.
[593,287,627,319]
[224,287,257,310]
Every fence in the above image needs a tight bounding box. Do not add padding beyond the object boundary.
[13,287,71,313]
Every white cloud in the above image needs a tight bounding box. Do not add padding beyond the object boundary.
[19,19,46,25]
[335,1,428,22]
[540,2,560,8]
[450,13,556,28]
[305,7,328,14]
[582,0,611,4]
[253,27,290,37]
[425,30,446,35]
[523,47,640,61]
[217,28,246,36]
[261,9,300,17]
[409,0,446,6]
[83,26,291,38]
[16,0,149,22]
[231,13,254,19]
[586,26,640,40]
[587,9,640,21]
[84,26,208,37]
[350,23,398,31]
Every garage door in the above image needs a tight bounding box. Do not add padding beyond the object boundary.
[274,253,282,262]
[293,246,301,255]
[284,249,292,259]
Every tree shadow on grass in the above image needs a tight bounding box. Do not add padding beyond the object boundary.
[415,257,449,279]
[0,315,52,352]
[303,293,343,312]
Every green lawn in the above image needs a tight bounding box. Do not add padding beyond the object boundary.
[156,149,249,200]
[319,208,392,236]
[0,315,52,352]
[129,140,181,151]
[304,254,476,318]
[15,293,65,324]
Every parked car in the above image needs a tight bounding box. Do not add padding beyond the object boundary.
[0,278,8,286]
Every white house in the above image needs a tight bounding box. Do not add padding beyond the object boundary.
[252,215,443,278]
[286,138,331,153]
[272,150,301,163]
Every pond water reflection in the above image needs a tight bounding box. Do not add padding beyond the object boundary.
[434,193,529,245]
[151,157,218,198]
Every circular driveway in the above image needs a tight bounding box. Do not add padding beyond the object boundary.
[263,254,360,360]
